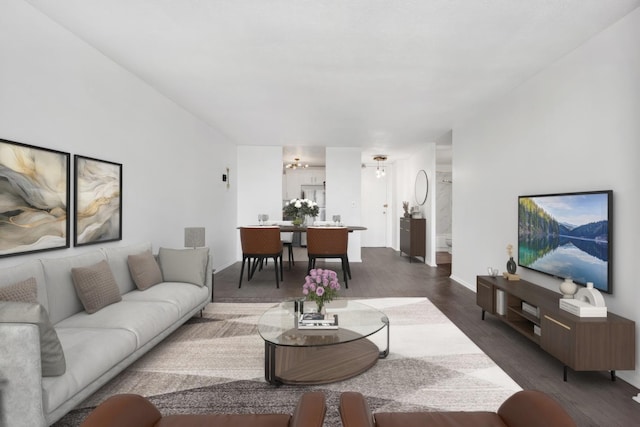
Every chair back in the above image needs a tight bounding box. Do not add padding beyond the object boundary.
[307,227,348,255]
[240,227,282,255]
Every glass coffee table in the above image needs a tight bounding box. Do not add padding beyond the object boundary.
[257,300,389,385]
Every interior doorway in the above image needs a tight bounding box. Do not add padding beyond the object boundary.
[435,143,452,267]
[360,165,389,247]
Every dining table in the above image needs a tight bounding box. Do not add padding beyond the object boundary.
[238,224,367,232]
[277,224,367,232]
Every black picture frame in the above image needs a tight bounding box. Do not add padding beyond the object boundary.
[74,155,122,246]
[0,138,71,257]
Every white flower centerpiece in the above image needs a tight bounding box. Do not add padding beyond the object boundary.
[284,198,320,226]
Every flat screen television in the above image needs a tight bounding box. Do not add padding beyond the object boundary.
[518,190,612,293]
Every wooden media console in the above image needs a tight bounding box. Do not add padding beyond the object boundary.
[476,275,635,381]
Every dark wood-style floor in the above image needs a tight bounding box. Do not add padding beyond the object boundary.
[213,247,640,427]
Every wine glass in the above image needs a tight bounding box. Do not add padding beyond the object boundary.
[332,214,341,225]
[258,214,263,226]
[262,214,269,224]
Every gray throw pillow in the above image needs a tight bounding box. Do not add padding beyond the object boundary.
[158,247,209,287]
[0,301,66,376]
[71,260,122,314]
[0,277,38,303]
[127,250,163,290]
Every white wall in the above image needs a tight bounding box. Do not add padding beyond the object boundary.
[326,147,362,262]
[0,0,238,271]
[452,8,640,387]
[236,146,284,226]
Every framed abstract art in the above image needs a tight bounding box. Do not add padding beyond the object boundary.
[0,138,71,257]
[74,155,122,246]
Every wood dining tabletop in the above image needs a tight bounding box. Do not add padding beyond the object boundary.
[279,225,367,232]
[238,225,367,232]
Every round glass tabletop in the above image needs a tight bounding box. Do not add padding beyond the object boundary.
[257,299,389,347]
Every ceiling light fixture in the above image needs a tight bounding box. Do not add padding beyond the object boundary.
[285,157,309,169]
[373,155,387,178]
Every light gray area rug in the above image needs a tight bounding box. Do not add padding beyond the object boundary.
[53,298,521,426]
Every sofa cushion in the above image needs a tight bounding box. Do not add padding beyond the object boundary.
[158,247,209,287]
[0,277,38,303]
[42,327,137,414]
[103,242,153,294]
[41,250,106,324]
[127,250,163,290]
[55,300,181,349]
[122,282,209,318]
[0,259,49,310]
[0,301,66,377]
[71,260,122,314]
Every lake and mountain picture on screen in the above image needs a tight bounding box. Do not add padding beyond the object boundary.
[518,192,611,293]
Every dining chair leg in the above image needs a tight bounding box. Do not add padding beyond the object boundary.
[238,256,247,288]
[286,244,294,270]
[341,257,349,288]
[274,256,280,288]
[346,255,352,280]
[279,253,284,281]
[249,257,262,280]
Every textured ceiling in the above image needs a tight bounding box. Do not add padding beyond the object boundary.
[26,0,640,165]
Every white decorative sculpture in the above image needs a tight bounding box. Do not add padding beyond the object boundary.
[574,282,606,307]
[559,278,578,299]
[559,282,607,317]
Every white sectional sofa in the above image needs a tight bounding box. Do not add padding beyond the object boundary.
[0,242,212,427]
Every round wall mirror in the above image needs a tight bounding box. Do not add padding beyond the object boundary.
[415,170,428,206]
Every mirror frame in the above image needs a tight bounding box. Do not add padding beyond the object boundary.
[415,169,428,206]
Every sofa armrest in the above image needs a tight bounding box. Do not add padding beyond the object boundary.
[498,390,577,427]
[289,392,326,427]
[339,392,375,427]
[0,323,47,427]
[80,394,161,427]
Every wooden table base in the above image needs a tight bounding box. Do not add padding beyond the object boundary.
[268,338,380,385]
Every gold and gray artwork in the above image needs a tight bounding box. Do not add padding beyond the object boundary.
[75,156,121,245]
[0,140,69,256]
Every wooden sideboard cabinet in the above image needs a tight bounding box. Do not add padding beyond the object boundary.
[476,275,635,381]
[399,218,425,262]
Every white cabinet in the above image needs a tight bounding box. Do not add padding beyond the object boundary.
[301,168,325,185]
[283,168,325,200]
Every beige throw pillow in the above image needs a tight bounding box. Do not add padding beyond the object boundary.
[71,260,122,314]
[127,250,163,290]
[0,277,38,303]
[0,301,66,376]
[158,247,209,287]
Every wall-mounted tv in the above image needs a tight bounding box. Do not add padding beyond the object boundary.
[518,190,612,293]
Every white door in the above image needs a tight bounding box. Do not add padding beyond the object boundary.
[361,166,388,247]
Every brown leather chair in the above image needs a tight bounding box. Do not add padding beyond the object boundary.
[80,392,326,427]
[306,226,350,288]
[339,390,577,427]
[239,226,284,288]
